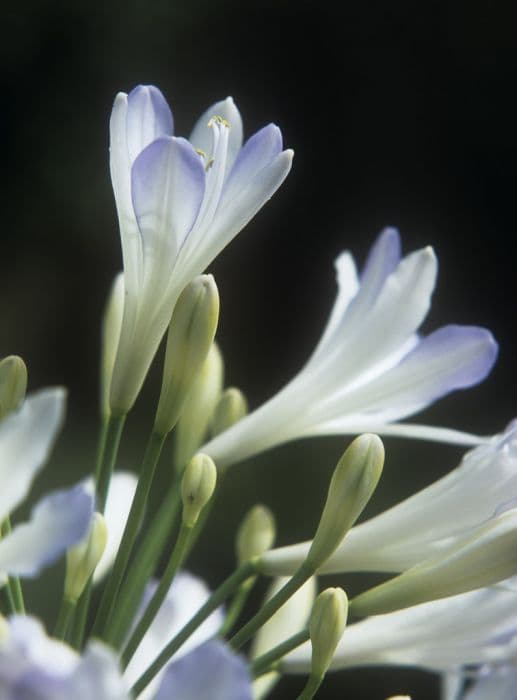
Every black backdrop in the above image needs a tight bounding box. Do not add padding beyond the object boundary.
[2,2,517,698]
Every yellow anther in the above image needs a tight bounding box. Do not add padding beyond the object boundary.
[207,115,230,128]
[195,148,207,158]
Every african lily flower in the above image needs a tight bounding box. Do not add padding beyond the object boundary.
[108,85,293,413]
[202,228,498,471]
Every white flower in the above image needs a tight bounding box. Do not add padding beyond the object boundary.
[262,422,517,576]
[202,228,497,471]
[108,85,293,413]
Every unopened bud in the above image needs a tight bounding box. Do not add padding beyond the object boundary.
[309,588,348,678]
[65,513,107,603]
[351,508,517,617]
[307,434,384,571]
[236,505,276,564]
[211,387,248,437]
[155,275,219,436]
[101,274,124,417]
[0,356,27,420]
[181,454,217,527]
[173,343,224,472]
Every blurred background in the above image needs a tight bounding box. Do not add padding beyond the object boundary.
[1,1,517,697]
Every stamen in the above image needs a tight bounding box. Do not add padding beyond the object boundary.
[207,115,231,129]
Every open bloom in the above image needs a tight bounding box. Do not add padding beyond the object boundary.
[262,421,517,576]
[282,582,517,675]
[202,228,498,471]
[108,85,293,413]
[0,389,93,581]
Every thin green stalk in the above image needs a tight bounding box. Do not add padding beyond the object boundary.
[131,560,258,698]
[93,429,166,640]
[106,481,182,648]
[69,578,92,650]
[3,581,16,614]
[122,523,193,665]
[252,628,310,678]
[95,413,126,513]
[219,576,256,637]
[229,564,313,651]
[1,517,25,614]
[54,598,76,641]
[297,673,324,700]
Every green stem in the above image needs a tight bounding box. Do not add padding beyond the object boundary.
[54,598,76,640]
[229,564,313,651]
[122,523,193,665]
[297,673,324,700]
[95,413,126,513]
[219,576,256,637]
[252,628,310,678]
[1,517,25,614]
[131,560,258,698]
[69,578,92,650]
[93,429,167,640]
[106,480,182,648]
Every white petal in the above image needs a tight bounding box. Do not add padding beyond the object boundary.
[0,485,93,578]
[124,571,223,699]
[189,97,243,174]
[0,388,66,521]
[125,85,174,163]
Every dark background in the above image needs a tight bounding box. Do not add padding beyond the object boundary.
[2,2,516,698]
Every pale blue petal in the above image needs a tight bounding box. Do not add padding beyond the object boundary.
[154,641,252,700]
[189,96,243,173]
[0,388,66,522]
[126,85,174,163]
[462,668,517,700]
[0,485,93,578]
[131,136,205,266]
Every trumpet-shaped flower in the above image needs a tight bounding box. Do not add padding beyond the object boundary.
[0,389,93,581]
[262,422,517,576]
[282,583,517,675]
[108,85,293,413]
[202,228,498,471]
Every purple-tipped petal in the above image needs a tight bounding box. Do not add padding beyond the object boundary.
[155,640,252,700]
[131,136,205,257]
[126,85,174,162]
[189,96,243,173]
[0,485,93,578]
[360,227,402,294]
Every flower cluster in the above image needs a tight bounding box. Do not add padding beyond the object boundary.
[1,84,515,700]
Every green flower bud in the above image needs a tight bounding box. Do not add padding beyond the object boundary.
[0,355,27,420]
[309,587,348,677]
[101,273,124,418]
[351,507,517,617]
[211,387,248,437]
[155,275,220,436]
[307,434,384,571]
[236,505,276,564]
[173,343,224,473]
[181,453,217,527]
[65,513,107,603]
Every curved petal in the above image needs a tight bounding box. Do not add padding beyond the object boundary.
[124,572,224,698]
[189,97,243,174]
[0,388,66,521]
[66,642,130,700]
[462,668,517,700]
[0,485,93,578]
[126,85,174,163]
[154,640,252,700]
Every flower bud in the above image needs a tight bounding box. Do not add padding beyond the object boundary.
[211,387,248,437]
[309,588,348,678]
[0,356,27,420]
[101,273,124,417]
[155,275,220,436]
[65,513,107,603]
[351,508,517,617]
[173,343,224,473]
[236,505,276,565]
[181,453,217,527]
[306,434,384,570]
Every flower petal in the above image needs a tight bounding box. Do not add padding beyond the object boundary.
[0,388,66,521]
[131,136,205,293]
[154,640,252,700]
[126,85,174,163]
[189,97,243,173]
[0,485,93,578]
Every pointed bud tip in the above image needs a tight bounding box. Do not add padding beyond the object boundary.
[309,587,348,677]
[181,453,217,527]
[237,504,276,564]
